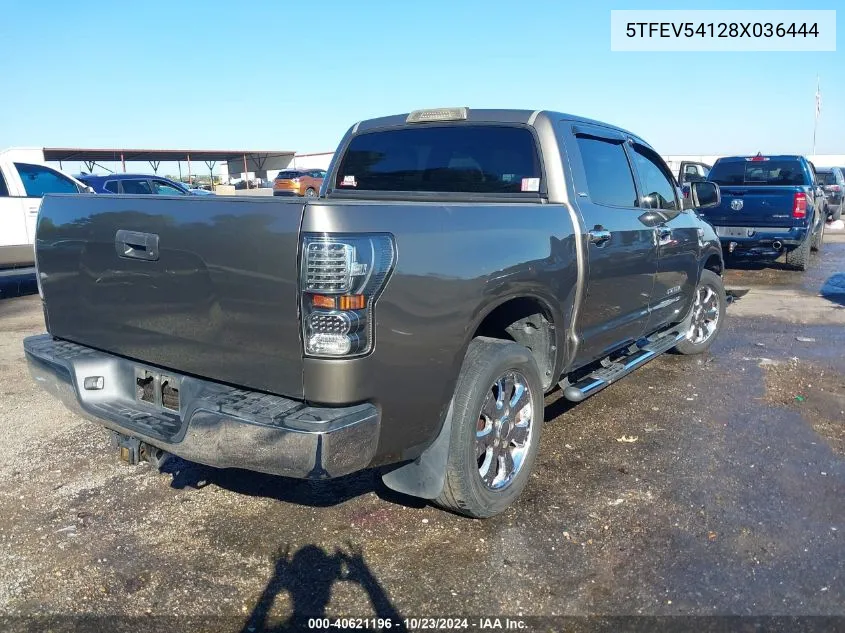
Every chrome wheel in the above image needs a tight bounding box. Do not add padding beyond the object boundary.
[476,371,534,490]
[687,285,720,345]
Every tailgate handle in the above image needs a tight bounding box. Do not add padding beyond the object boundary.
[115,230,159,261]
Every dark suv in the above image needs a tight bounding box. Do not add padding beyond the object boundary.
[816,167,844,221]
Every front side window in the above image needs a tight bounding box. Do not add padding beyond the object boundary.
[121,179,153,194]
[575,136,638,208]
[104,181,119,193]
[152,180,187,195]
[632,146,679,211]
[14,163,79,197]
[336,125,542,194]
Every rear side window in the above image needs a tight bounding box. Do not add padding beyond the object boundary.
[709,159,808,186]
[121,179,153,194]
[0,171,8,197]
[336,126,542,194]
[14,163,79,197]
[575,136,638,208]
[104,181,119,193]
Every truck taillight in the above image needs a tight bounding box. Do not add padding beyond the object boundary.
[832,185,841,192]
[792,192,807,219]
[300,233,396,357]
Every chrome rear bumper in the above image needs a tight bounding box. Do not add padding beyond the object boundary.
[24,334,379,479]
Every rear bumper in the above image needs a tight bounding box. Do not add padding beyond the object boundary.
[273,190,300,197]
[24,334,380,479]
[715,226,808,254]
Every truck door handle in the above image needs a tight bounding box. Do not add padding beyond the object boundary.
[587,229,612,245]
[657,227,672,240]
[115,230,159,261]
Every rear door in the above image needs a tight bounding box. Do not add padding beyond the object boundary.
[561,124,657,364]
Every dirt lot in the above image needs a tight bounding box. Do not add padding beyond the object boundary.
[0,232,843,632]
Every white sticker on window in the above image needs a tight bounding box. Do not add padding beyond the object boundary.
[341,175,357,187]
[502,173,515,183]
[521,177,540,192]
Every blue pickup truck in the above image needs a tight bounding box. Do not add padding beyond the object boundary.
[700,154,825,271]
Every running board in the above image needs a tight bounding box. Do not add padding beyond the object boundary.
[561,331,686,403]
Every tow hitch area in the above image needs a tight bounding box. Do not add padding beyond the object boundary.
[111,432,141,465]
[111,432,172,468]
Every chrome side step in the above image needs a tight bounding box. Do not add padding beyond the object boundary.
[561,331,686,403]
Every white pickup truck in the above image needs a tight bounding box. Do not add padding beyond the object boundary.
[0,157,90,273]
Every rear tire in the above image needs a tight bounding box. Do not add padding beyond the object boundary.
[785,232,812,271]
[811,220,825,252]
[833,206,842,221]
[674,269,725,356]
[435,338,544,519]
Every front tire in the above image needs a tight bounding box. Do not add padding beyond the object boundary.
[674,269,726,356]
[305,187,317,198]
[435,338,544,518]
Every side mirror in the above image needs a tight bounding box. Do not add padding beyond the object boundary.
[690,181,720,209]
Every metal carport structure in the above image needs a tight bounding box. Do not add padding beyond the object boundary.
[43,148,297,187]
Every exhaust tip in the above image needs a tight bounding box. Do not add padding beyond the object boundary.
[772,240,783,250]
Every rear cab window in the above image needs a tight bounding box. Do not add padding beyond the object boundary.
[708,159,809,186]
[817,172,836,185]
[334,125,542,195]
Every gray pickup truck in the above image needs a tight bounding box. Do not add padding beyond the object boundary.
[25,108,725,518]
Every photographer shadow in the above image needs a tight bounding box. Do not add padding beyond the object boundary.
[241,543,406,633]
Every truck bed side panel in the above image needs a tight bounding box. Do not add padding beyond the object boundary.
[36,194,306,397]
[301,200,578,461]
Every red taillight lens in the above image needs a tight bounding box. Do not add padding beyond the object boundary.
[793,192,807,219]
[832,185,841,192]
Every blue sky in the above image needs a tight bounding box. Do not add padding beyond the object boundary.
[0,0,841,174]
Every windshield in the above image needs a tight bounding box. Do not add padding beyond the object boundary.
[335,125,542,194]
[708,159,808,186]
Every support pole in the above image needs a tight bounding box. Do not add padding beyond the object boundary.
[243,154,249,189]
[187,154,192,185]
[178,161,182,182]
[121,153,126,173]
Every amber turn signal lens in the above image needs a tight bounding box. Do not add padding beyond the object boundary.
[338,295,366,310]
[311,295,336,309]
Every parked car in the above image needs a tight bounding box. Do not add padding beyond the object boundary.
[0,159,91,273]
[816,167,843,221]
[702,154,825,270]
[273,169,326,197]
[79,174,212,196]
[25,108,725,518]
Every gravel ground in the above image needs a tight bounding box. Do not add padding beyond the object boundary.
[0,232,843,632]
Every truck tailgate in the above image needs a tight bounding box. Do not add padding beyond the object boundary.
[706,186,799,227]
[36,194,305,397]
